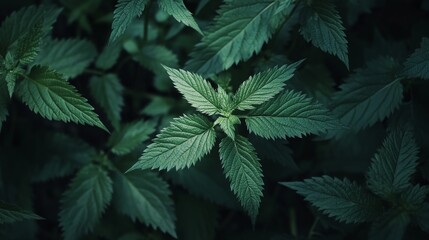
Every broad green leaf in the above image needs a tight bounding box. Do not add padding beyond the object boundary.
[332,57,403,131]
[215,115,240,140]
[219,135,263,223]
[403,37,429,80]
[164,66,221,115]
[282,176,381,224]
[0,5,61,56]
[140,97,174,116]
[59,164,113,240]
[129,114,216,171]
[369,210,410,240]
[16,66,107,131]
[367,130,419,198]
[108,120,156,155]
[245,90,339,139]
[35,38,97,79]
[0,201,43,224]
[300,0,349,68]
[89,74,124,129]
[399,185,429,211]
[158,0,203,35]
[114,172,176,238]
[96,41,122,70]
[186,0,294,77]
[110,0,149,42]
[233,61,302,110]
[12,21,43,64]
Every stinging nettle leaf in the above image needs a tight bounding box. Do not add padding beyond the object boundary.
[129,114,216,171]
[366,130,419,198]
[185,0,295,77]
[403,37,429,80]
[59,164,113,240]
[114,172,176,237]
[282,176,381,224]
[215,115,240,140]
[110,0,149,42]
[12,21,44,64]
[300,0,349,68]
[234,61,303,110]
[158,0,203,35]
[0,201,43,224]
[108,120,156,155]
[219,135,263,223]
[16,66,107,131]
[245,90,340,139]
[164,66,222,115]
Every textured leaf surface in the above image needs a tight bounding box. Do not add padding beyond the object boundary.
[0,201,43,224]
[245,90,339,139]
[234,61,302,110]
[59,164,113,240]
[129,114,216,171]
[158,0,203,35]
[114,172,176,237]
[89,74,124,129]
[16,66,107,131]
[35,39,97,79]
[215,115,240,140]
[219,135,263,223]
[282,176,381,223]
[110,0,149,42]
[403,37,429,80]
[165,67,221,115]
[332,57,403,131]
[300,0,348,68]
[108,120,156,155]
[186,0,293,76]
[12,22,43,64]
[367,130,419,198]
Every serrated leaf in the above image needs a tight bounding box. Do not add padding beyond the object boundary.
[399,184,429,211]
[34,38,97,79]
[129,114,216,171]
[185,0,294,77]
[12,21,43,64]
[300,0,348,68]
[114,172,176,238]
[16,66,107,131]
[0,201,43,224]
[158,0,203,35]
[219,135,263,223]
[369,210,410,240]
[215,115,240,140]
[164,66,221,115]
[332,57,403,131]
[367,130,419,198]
[5,72,16,97]
[59,164,113,240]
[110,0,149,42]
[0,5,61,56]
[234,61,302,110]
[245,90,339,139]
[108,120,156,155]
[282,176,381,224]
[403,37,429,80]
[89,74,124,129]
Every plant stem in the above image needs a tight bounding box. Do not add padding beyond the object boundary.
[289,207,298,238]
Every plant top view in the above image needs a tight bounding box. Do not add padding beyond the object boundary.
[1,0,429,239]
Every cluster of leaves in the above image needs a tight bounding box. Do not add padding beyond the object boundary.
[0,0,429,239]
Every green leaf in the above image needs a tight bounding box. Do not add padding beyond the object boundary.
[367,130,419,198]
[96,41,122,70]
[108,120,156,155]
[219,135,263,223]
[110,0,149,42]
[233,61,302,111]
[16,66,107,131]
[0,5,61,56]
[250,136,298,171]
[5,71,16,97]
[369,210,410,240]
[158,0,203,35]
[215,115,240,140]
[12,21,43,64]
[0,201,43,224]
[164,66,221,115]
[332,57,403,131]
[245,90,339,139]
[403,37,429,80]
[140,97,174,116]
[399,184,429,211]
[185,0,294,77]
[282,176,381,224]
[300,0,349,68]
[34,38,97,79]
[129,114,216,171]
[114,172,176,238]
[89,74,124,129]
[59,164,113,240]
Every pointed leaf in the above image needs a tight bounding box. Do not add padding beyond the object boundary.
[215,115,240,140]
[158,0,203,35]
[108,120,156,155]
[403,37,429,80]
[110,0,149,42]
[0,201,43,224]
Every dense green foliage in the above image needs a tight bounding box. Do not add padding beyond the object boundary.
[1,0,429,239]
